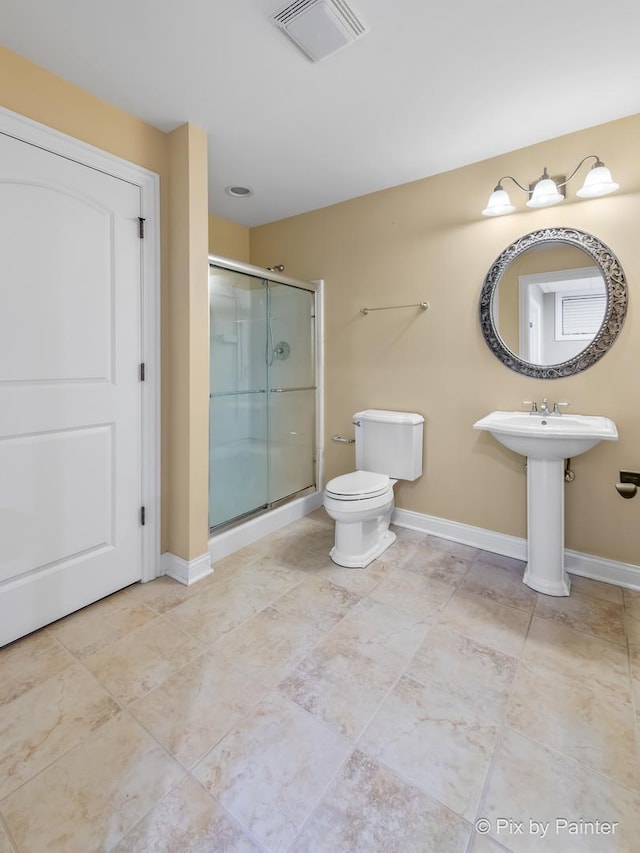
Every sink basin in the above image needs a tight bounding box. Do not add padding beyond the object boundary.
[473,411,618,460]
[473,410,618,597]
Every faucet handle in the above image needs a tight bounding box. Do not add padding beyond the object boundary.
[552,401,570,414]
[522,400,538,414]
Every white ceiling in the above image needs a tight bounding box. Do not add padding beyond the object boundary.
[3,0,640,226]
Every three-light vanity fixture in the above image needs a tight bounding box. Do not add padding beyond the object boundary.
[482,154,619,217]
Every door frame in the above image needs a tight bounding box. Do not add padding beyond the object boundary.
[0,106,161,583]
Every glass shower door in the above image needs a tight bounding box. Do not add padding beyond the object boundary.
[209,268,268,529]
[267,283,316,503]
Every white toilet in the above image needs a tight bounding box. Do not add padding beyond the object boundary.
[324,410,424,567]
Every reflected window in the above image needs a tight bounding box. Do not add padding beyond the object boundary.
[517,266,605,364]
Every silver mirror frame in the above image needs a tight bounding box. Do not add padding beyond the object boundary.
[479,227,628,379]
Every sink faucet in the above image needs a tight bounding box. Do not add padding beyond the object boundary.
[523,399,570,416]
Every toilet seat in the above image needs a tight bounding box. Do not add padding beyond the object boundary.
[325,470,391,501]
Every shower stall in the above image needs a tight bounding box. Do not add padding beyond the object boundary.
[208,256,320,532]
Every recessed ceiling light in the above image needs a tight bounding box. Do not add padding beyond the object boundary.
[225,185,253,198]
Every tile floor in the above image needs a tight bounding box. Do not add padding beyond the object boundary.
[1,510,639,852]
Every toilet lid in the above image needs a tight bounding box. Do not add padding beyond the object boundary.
[326,470,391,500]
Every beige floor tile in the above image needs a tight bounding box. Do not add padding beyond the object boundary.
[360,675,501,821]
[193,692,352,853]
[206,543,266,577]
[469,836,513,853]
[569,574,624,604]
[0,663,119,799]
[0,630,74,705]
[229,552,308,588]
[289,749,471,853]
[1,712,184,853]
[623,588,640,622]
[507,662,637,789]
[83,616,205,705]
[329,597,431,659]
[48,588,157,658]
[380,526,430,566]
[314,558,396,596]
[165,584,258,646]
[522,616,630,696]
[167,560,304,646]
[407,626,518,719]
[459,562,538,613]
[629,644,640,685]
[211,605,325,687]
[473,551,527,574]
[0,822,15,853]
[402,534,478,584]
[260,520,336,572]
[370,566,457,619]
[272,576,361,632]
[439,589,531,658]
[130,650,267,767]
[305,507,333,527]
[123,576,201,614]
[401,547,473,588]
[424,534,479,558]
[112,776,260,852]
[624,612,640,645]
[481,728,640,852]
[535,592,626,646]
[279,634,405,741]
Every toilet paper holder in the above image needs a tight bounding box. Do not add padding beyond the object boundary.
[616,471,640,499]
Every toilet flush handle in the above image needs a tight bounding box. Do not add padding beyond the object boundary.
[332,434,355,444]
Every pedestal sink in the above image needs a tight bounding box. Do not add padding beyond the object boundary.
[473,411,618,596]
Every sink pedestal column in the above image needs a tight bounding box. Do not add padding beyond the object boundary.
[523,458,571,596]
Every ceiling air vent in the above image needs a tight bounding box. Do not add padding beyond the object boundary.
[272,0,368,62]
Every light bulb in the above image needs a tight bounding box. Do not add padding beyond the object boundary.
[526,173,564,208]
[482,187,516,217]
[576,164,619,198]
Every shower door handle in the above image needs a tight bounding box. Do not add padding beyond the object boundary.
[269,386,317,393]
[210,389,267,398]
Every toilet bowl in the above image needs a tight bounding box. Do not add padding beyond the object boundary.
[324,470,397,568]
[324,409,424,569]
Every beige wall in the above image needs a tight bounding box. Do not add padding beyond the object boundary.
[251,115,640,566]
[0,47,209,561]
[209,214,250,262]
[167,125,210,560]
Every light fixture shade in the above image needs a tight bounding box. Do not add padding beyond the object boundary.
[526,177,564,208]
[576,165,619,198]
[482,188,516,217]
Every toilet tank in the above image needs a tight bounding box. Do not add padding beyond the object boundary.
[354,410,424,480]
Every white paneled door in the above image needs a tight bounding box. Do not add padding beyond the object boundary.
[0,130,144,646]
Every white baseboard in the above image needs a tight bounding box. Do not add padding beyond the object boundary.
[392,508,640,591]
[209,491,324,565]
[161,551,213,586]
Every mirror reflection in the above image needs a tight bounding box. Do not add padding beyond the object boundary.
[479,227,628,379]
[494,244,606,366]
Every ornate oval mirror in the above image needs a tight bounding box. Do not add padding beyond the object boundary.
[479,227,628,378]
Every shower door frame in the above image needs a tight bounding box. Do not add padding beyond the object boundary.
[208,254,323,533]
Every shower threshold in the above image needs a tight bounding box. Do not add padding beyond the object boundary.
[209,484,317,536]
[208,486,323,566]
